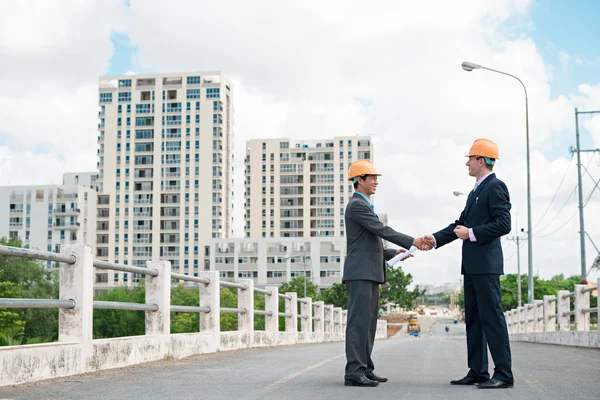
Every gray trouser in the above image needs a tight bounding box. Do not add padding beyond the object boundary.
[344,280,379,379]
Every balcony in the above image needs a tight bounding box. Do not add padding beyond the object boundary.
[8,222,23,227]
[161,250,180,257]
[9,209,24,214]
[134,199,153,204]
[163,186,180,192]
[133,212,152,217]
[165,172,180,178]
[53,222,80,229]
[133,225,152,231]
[133,238,152,244]
[54,208,81,215]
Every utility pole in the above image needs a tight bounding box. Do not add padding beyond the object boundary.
[571,108,600,282]
[507,214,526,307]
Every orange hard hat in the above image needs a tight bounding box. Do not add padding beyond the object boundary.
[466,139,499,160]
[348,159,381,181]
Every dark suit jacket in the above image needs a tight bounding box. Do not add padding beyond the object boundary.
[433,173,511,275]
[343,192,414,283]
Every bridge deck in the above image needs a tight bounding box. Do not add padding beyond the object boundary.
[1,331,598,400]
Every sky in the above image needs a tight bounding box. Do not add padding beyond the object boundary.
[1,0,599,288]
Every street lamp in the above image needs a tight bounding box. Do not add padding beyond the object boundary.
[285,254,310,298]
[461,61,534,304]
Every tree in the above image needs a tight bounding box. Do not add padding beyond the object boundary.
[0,236,59,344]
[170,285,200,333]
[278,276,318,300]
[0,278,25,345]
[220,288,238,331]
[318,282,348,308]
[93,285,146,338]
[380,267,423,310]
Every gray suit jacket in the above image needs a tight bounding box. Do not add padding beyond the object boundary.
[342,192,414,284]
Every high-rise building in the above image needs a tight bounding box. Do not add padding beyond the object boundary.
[0,183,97,269]
[62,172,100,192]
[95,72,234,288]
[244,136,374,239]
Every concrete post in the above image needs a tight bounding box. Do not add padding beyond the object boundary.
[517,307,524,333]
[341,310,347,337]
[324,305,333,336]
[237,279,254,332]
[511,310,517,333]
[505,312,511,334]
[543,295,556,332]
[200,271,220,333]
[557,290,570,332]
[525,303,535,332]
[333,307,343,337]
[285,292,298,333]
[313,301,325,335]
[300,297,313,333]
[532,300,543,332]
[264,286,279,333]
[574,284,590,332]
[59,245,93,369]
[145,260,171,336]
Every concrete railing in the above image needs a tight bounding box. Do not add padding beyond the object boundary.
[505,280,599,348]
[0,244,387,387]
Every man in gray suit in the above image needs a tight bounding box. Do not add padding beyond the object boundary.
[343,160,430,387]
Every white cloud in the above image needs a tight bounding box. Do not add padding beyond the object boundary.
[0,0,599,286]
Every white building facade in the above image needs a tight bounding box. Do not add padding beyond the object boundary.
[0,184,96,269]
[209,237,345,290]
[95,72,234,288]
[244,136,374,239]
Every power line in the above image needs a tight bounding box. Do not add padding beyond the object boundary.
[535,209,579,238]
[532,156,574,230]
[535,155,596,236]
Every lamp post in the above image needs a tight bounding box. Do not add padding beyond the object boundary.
[461,61,533,304]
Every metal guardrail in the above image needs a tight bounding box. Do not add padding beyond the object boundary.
[0,244,352,344]
[562,292,575,300]
[171,305,211,313]
[94,301,158,312]
[171,272,210,285]
[253,288,273,296]
[581,286,596,294]
[0,298,75,309]
[93,260,158,277]
[0,246,75,264]
[220,281,248,290]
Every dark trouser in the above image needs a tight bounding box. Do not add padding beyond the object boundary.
[344,280,379,379]
[464,274,513,383]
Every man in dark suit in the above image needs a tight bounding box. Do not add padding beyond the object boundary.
[343,159,429,387]
[422,139,514,389]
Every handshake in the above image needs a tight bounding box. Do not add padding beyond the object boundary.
[413,235,435,251]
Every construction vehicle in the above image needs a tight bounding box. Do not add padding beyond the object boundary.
[407,313,420,333]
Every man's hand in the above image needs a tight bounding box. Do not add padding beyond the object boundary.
[414,235,435,251]
[395,247,414,259]
[454,225,470,240]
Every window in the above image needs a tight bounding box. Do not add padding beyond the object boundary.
[119,79,132,88]
[118,92,131,102]
[187,89,201,99]
[187,76,201,85]
[99,93,112,103]
[206,88,220,98]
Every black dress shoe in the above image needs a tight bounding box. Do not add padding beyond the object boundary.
[476,378,514,389]
[450,375,490,385]
[365,372,388,383]
[344,375,379,387]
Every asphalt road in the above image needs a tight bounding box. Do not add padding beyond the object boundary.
[1,331,598,400]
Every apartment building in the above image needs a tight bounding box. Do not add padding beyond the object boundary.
[95,72,234,288]
[244,136,373,239]
[209,237,345,290]
[0,183,96,269]
[62,172,100,192]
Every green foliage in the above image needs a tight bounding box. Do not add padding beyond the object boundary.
[220,288,238,331]
[0,236,59,345]
[380,267,423,310]
[170,285,199,333]
[318,282,348,309]
[93,285,146,338]
[278,276,318,300]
